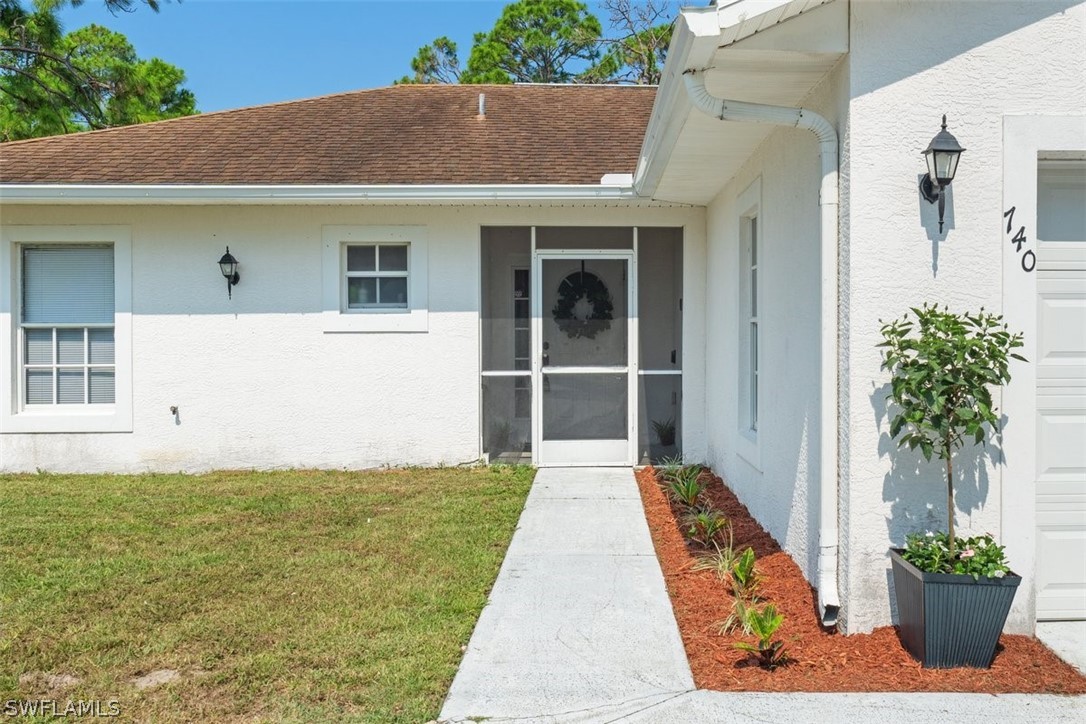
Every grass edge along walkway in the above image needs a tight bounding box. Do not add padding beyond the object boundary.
[0,466,533,723]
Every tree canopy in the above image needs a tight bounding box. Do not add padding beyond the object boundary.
[395,35,460,85]
[397,0,675,87]
[462,0,602,84]
[589,0,673,85]
[68,0,163,11]
[0,0,195,141]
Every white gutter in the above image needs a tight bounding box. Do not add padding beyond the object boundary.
[684,69,841,628]
[0,183,639,205]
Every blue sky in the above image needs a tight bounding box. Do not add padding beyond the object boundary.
[56,0,632,113]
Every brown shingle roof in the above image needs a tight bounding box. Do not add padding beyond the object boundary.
[0,84,655,185]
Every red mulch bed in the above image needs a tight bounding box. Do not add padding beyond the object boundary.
[636,466,1086,693]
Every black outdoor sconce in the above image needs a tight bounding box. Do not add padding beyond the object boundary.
[218,246,240,298]
[919,115,966,233]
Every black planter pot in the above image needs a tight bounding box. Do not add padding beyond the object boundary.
[889,548,1021,669]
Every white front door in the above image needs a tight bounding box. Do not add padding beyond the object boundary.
[1035,160,1086,620]
[532,252,637,466]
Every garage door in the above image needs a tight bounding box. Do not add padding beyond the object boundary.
[1035,160,1086,621]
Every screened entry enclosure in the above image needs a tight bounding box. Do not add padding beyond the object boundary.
[481,227,683,466]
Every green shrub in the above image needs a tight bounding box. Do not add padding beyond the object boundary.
[879,304,1024,557]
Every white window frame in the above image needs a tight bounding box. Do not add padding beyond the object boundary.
[322,225,428,333]
[342,243,410,310]
[747,216,759,433]
[1,225,133,433]
[736,178,761,468]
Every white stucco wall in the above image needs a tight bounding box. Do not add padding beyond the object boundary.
[0,203,705,473]
[842,0,1086,634]
[703,58,850,593]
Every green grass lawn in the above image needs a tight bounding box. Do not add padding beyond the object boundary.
[0,466,533,722]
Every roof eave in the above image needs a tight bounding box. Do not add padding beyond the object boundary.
[0,183,640,205]
[632,7,722,199]
[634,0,846,202]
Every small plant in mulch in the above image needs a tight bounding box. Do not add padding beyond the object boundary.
[682,505,728,547]
[634,466,1086,692]
[656,461,703,485]
[728,547,760,600]
[653,455,685,483]
[733,603,790,670]
[692,531,739,580]
[715,594,759,636]
[708,546,766,635]
[655,465,793,669]
[666,466,705,508]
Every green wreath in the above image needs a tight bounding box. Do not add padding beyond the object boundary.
[551,271,614,339]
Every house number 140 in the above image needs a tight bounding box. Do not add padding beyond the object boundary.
[1003,206,1036,273]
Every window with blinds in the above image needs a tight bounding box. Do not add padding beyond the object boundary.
[21,245,116,406]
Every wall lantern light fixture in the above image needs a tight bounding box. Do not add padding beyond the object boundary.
[919,114,966,233]
[218,246,240,298]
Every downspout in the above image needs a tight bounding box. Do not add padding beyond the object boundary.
[683,69,841,628]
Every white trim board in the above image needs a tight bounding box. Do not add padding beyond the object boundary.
[0,184,640,205]
[320,225,429,334]
[1000,114,1086,634]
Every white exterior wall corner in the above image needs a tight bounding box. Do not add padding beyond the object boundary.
[683,211,710,464]
[844,0,1086,634]
[0,203,705,473]
[703,59,850,605]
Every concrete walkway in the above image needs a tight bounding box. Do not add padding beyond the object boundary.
[440,467,694,721]
[439,468,1086,723]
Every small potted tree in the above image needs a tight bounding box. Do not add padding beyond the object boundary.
[879,304,1025,668]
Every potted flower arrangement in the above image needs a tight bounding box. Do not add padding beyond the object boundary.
[879,304,1025,668]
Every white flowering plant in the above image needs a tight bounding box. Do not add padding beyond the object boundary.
[902,531,1011,580]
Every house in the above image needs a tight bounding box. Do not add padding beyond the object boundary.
[1,0,1083,637]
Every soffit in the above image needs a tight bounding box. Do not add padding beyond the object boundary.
[645,0,848,204]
